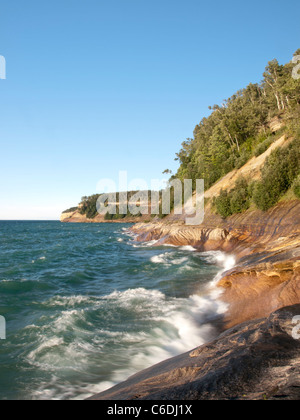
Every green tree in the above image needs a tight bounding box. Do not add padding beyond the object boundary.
[230,178,251,214]
[214,189,232,219]
[253,138,300,210]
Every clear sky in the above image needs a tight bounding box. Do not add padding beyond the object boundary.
[0,0,299,220]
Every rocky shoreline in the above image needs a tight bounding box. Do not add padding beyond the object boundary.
[89,199,300,400]
[131,200,300,329]
[89,305,300,400]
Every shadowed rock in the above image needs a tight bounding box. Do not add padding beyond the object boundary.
[89,305,300,400]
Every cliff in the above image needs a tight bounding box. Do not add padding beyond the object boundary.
[128,131,300,328]
[89,196,300,400]
[132,199,300,328]
[64,128,300,342]
[61,132,289,225]
[60,209,150,223]
[66,124,299,400]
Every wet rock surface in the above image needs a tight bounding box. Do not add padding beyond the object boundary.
[89,305,300,400]
[132,201,300,328]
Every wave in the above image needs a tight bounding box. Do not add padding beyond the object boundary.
[197,250,235,269]
[6,221,236,400]
[31,256,46,264]
[130,239,160,248]
[179,245,196,252]
[150,252,189,266]
[42,295,95,308]
[24,250,233,400]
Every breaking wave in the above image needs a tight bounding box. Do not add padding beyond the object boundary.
[0,221,236,400]
[24,251,234,400]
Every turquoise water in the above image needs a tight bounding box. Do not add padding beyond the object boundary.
[0,221,228,400]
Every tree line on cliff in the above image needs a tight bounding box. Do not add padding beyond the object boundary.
[213,137,300,218]
[171,49,300,218]
[65,50,300,220]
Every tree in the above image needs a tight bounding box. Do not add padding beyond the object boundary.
[263,59,285,111]
[214,189,232,219]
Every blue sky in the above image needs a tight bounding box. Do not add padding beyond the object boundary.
[0,0,299,219]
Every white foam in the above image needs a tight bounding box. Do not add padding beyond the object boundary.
[171,257,189,265]
[150,252,188,266]
[215,253,236,271]
[104,287,166,306]
[102,290,222,388]
[27,284,224,399]
[32,256,46,264]
[179,245,196,252]
[129,239,160,249]
[27,337,65,361]
[199,251,236,271]
[43,295,94,308]
[25,251,236,400]
[150,254,168,264]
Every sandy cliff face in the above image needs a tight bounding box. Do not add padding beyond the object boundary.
[60,209,150,223]
[60,210,103,223]
[60,207,155,223]
[60,210,83,222]
[204,134,288,200]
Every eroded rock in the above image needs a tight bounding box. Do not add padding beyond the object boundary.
[89,305,300,400]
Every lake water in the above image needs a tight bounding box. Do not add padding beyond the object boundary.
[0,221,232,400]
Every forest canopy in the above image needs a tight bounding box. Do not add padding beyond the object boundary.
[71,50,300,220]
[170,50,300,218]
[173,50,300,191]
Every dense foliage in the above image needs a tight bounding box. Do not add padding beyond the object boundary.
[173,50,300,192]
[253,138,300,210]
[62,207,78,214]
[79,191,160,219]
[213,137,300,217]
[66,51,300,221]
[213,177,252,219]
[293,176,300,199]
[170,50,300,218]
[79,194,100,219]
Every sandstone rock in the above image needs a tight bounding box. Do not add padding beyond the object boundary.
[89,305,300,400]
[132,200,300,328]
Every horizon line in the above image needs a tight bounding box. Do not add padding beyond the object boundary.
[0,219,60,222]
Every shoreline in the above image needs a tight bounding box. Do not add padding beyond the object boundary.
[89,199,300,400]
[88,246,234,399]
[130,200,300,329]
[89,304,300,400]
